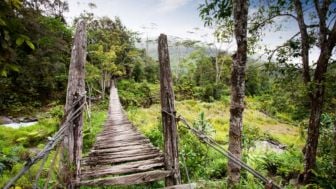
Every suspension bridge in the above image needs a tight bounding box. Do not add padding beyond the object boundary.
[3,20,280,189]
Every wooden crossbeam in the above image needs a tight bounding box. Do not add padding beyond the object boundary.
[78,170,172,186]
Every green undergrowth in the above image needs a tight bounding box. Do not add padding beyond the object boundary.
[127,99,303,148]
[0,100,108,188]
[82,100,108,154]
[127,99,305,188]
[0,116,59,187]
[0,98,305,188]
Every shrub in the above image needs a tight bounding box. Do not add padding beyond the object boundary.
[118,80,158,108]
[0,146,21,176]
[255,149,303,182]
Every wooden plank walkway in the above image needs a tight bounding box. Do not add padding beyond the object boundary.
[79,81,170,186]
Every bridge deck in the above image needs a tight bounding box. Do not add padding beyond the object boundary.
[79,82,170,186]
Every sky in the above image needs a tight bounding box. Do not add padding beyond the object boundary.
[65,0,209,40]
[64,0,322,63]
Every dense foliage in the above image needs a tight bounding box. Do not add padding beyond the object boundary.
[0,0,335,188]
[0,0,71,114]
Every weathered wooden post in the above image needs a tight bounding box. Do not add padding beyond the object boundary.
[158,34,181,186]
[61,20,86,188]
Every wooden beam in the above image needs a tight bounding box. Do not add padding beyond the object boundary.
[163,183,197,189]
[158,34,181,186]
[60,20,86,188]
[93,139,151,149]
[88,148,160,158]
[95,135,147,144]
[81,157,164,179]
[81,153,163,166]
[79,170,172,186]
[90,144,155,154]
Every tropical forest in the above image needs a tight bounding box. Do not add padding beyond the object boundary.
[0,0,336,188]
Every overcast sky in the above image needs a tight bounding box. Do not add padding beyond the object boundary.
[65,0,209,39]
[64,0,322,62]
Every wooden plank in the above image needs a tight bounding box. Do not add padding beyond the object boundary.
[78,170,172,186]
[108,113,125,116]
[93,139,151,149]
[90,144,155,154]
[108,115,128,123]
[163,183,197,189]
[81,154,163,166]
[100,128,135,134]
[97,128,139,137]
[81,157,164,179]
[87,148,160,160]
[96,133,143,141]
[100,125,135,132]
[96,135,145,143]
[95,135,147,144]
[96,132,139,140]
[105,120,130,125]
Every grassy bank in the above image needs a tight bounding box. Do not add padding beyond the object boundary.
[1,99,304,188]
[128,99,303,148]
[0,102,107,188]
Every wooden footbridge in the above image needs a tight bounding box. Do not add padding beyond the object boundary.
[3,21,182,189]
[79,82,171,186]
[4,20,280,189]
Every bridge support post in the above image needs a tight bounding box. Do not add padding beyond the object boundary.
[61,20,87,188]
[158,34,181,186]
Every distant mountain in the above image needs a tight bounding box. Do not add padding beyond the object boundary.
[136,37,221,67]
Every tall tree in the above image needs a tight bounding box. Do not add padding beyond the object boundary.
[228,0,249,185]
[199,0,249,185]
[250,0,336,183]
[78,14,139,99]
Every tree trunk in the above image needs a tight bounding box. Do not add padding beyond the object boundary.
[60,20,86,188]
[302,1,336,181]
[215,57,220,84]
[334,118,336,167]
[303,51,332,183]
[303,94,324,183]
[227,0,248,186]
[294,0,311,84]
[158,34,181,186]
[101,71,107,99]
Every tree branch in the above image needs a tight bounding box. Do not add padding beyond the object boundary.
[294,0,311,83]
[278,13,298,21]
[267,32,300,61]
[250,13,298,31]
[328,18,336,50]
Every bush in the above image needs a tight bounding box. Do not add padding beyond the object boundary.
[207,155,227,179]
[118,80,158,108]
[0,146,21,176]
[255,149,303,182]
[49,104,64,119]
[313,113,336,188]
[179,127,209,180]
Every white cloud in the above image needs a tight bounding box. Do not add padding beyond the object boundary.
[157,0,191,13]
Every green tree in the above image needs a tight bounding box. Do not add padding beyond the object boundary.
[250,0,336,183]
[80,15,140,99]
[0,0,71,113]
[200,0,249,185]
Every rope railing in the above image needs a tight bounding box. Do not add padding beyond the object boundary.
[3,95,86,189]
[162,110,282,189]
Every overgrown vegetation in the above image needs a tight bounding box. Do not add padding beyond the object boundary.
[1,0,336,188]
